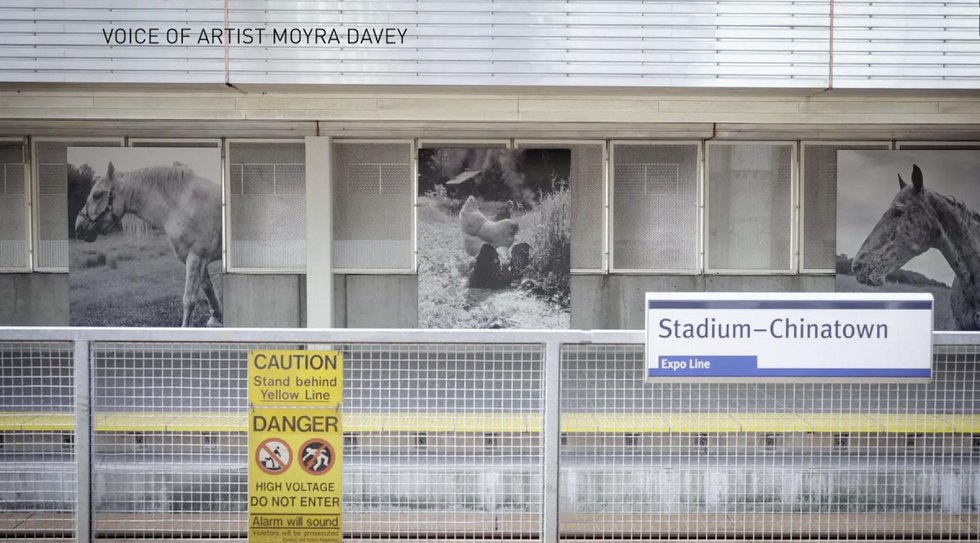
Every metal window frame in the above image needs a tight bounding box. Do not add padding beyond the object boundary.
[417,139,512,149]
[896,141,980,150]
[225,138,306,274]
[0,137,30,273]
[331,138,417,275]
[703,140,798,275]
[30,137,125,273]
[127,138,223,148]
[799,141,891,274]
[514,139,608,274]
[609,140,703,275]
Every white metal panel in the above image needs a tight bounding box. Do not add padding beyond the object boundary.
[0,1,225,83]
[1,1,977,89]
[0,1,829,87]
[832,0,980,89]
[227,1,830,87]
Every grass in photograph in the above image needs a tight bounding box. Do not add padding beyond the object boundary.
[418,188,570,329]
[69,230,220,327]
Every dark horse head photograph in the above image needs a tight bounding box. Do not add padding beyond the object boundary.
[67,147,222,327]
[417,148,571,329]
[837,150,980,330]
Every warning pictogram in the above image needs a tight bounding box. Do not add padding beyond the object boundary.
[299,438,335,475]
[255,438,292,475]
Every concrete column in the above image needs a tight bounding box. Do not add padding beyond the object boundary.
[305,136,333,327]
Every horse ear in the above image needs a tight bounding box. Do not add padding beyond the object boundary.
[106,162,115,180]
[911,164,923,193]
[898,173,907,190]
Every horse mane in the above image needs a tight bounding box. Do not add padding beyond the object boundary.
[123,164,196,195]
[934,190,980,227]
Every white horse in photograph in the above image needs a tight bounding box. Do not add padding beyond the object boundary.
[852,164,980,330]
[74,161,223,327]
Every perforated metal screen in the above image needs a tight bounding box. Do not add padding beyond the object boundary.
[518,143,604,271]
[560,343,980,540]
[801,143,890,271]
[708,143,794,270]
[612,143,699,271]
[332,142,414,270]
[0,341,75,540]
[0,142,27,270]
[227,141,306,271]
[34,140,122,271]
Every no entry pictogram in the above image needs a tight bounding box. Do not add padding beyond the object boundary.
[299,438,335,475]
[255,438,292,475]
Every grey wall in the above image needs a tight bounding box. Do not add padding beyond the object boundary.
[223,274,305,328]
[0,273,69,326]
[0,271,834,329]
[571,274,835,329]
[341,275,418,328]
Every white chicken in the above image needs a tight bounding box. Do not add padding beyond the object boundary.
[459,196,519,257]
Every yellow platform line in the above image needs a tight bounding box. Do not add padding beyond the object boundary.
[1,412,979,434]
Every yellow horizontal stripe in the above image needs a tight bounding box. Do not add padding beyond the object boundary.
[1,412,978,434]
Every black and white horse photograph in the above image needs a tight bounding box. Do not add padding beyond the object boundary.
[417,148,571,329]
[67,147,222,327]
[837,150,980,330]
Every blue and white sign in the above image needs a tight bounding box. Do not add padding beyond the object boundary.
[646,293,933,382]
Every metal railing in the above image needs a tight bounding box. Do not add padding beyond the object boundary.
[1,328,978,542]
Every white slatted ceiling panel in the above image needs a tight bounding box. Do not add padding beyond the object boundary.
[226,0,832,87]
[833,0,980,89]
[0,0,225,83]
[3,1,977,89]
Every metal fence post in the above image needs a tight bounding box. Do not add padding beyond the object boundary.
[542,341,561,543]
[74,339,91,543]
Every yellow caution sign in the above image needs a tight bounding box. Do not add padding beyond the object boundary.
[249,407,343,543]
[249,350,343,407]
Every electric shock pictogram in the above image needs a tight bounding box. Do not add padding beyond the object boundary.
[299,438,335,475]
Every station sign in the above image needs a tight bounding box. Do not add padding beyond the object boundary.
[646,293,933,382]
[249,408,342,543]
[249,350,343,407]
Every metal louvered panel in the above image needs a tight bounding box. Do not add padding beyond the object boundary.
[2,2,978,89]
[832,1,980,89]
[227,0,830,88]
[0,1,828,88]
[0,2,225,84]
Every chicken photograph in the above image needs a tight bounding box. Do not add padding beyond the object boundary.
[459,196,519,256]
[417,148,571,329]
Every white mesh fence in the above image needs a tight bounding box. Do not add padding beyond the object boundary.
[560,343,980,540]
[1,333,978,541]
[88,340,544,541]
[0,341,76,540]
